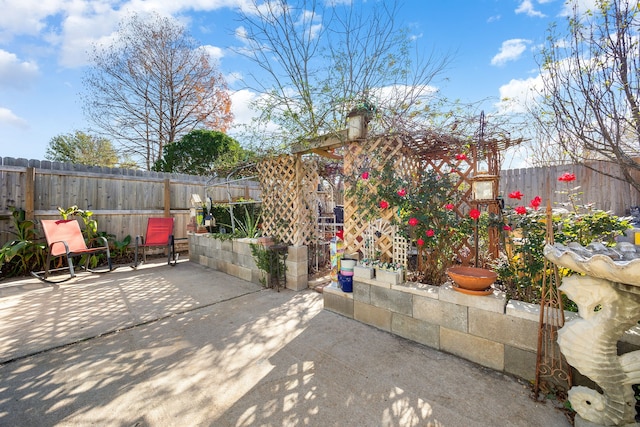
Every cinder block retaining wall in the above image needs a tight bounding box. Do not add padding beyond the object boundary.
[189,234,308,290]
[323,276,640,382]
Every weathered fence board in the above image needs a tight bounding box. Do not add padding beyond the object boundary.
[0,157,261,247]
[499,161,640,216]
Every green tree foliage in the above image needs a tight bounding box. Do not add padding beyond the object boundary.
[82,12,233,170]
[153,130,247,175]
[45,131,119,167]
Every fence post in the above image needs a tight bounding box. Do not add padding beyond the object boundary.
[164,178,171,217]
[25,167,35,221]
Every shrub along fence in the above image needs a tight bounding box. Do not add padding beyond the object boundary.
[0,157,260,248]
[499,160,640,216]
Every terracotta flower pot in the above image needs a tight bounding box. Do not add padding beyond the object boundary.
[446,266,497,291]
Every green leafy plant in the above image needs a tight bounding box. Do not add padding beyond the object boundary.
[494,172,631,307]
[109,234,132,259]
[0,207,45,277]
[235,206,262,238]
[250,243,285,287]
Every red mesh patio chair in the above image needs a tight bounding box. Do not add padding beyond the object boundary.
[32,219,113,283]
[133,217,177,268]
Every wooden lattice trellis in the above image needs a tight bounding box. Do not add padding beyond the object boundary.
[257,154,319,245]
[343,133,488,263]
[343,135,404,259]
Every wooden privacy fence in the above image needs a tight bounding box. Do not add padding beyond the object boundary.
[0,157,261,247]
[500,161,640,216]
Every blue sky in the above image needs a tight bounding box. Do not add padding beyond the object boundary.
[0,0,590,164]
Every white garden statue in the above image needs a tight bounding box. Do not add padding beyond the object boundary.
[544,242,640,427]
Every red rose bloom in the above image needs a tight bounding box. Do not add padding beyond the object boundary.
[426,229,435,237]
[397,188,407,197]
[417,238,425,246]
[558,172,576,182]
[445,203,455,210]
[408,217,419,227]
[455,153,467,161]
[530,196,542,210]
[379,200,389,209]
[515,206,527,215]
[469,209,481,220]
[508,191,524,200]
[503,225,512,231]
[361,171,369,180]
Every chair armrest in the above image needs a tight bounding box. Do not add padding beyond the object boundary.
[49,239,70,254]
[87,236,109,249]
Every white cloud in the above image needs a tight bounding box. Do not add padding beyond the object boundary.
[559,0,598,16]
[225,72,242,86]
[0,50,39,90]
[491,39,531,66]
[0,107,29,129]
[515,0,545,18]
[0,0,62,41]
[495,75,543,114]
[229,88,258,127]
[0,1,239,68]
[202,45,224,62]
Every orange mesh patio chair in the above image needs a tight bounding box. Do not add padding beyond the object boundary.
[133,217,177,268]
[32,219,114,283]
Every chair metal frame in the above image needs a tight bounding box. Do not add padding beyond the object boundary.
[32,219,114,283]
[133,217,177,269]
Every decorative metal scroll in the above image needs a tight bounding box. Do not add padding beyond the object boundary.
[534,203,572,399]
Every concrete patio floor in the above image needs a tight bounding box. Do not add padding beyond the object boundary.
[0,259,571,426]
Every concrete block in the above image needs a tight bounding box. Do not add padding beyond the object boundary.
[370,285,413,315]
[207,257,218,270]
[219,261,230,275]
[469,307,538,351]
[220,250,234,264]
[353,281,370,304]
[233,240,253,256]
[504,345,537,382]
[354,301,391,332]
[393,282,439,299]
[226,262,239,279]
[413,295,468,333]
[392,313,439,348]
[439,284,507,314]
[208,237,221,251]
[237,266,253,283]
[354,266,374,279]
[440,327,504,371]
[285,259,307,277]
[237,254,257,269]
[221,239,233,252]
[505,300,540,322]
[507,300,577,326]
[199,254,209,266]
[324,288,354,318]
[375,269,403,285]
[285,273,308,291]
[287,245,308,263]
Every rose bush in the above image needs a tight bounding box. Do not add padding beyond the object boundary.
[346,160,478,285]
[493,172,631,307]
